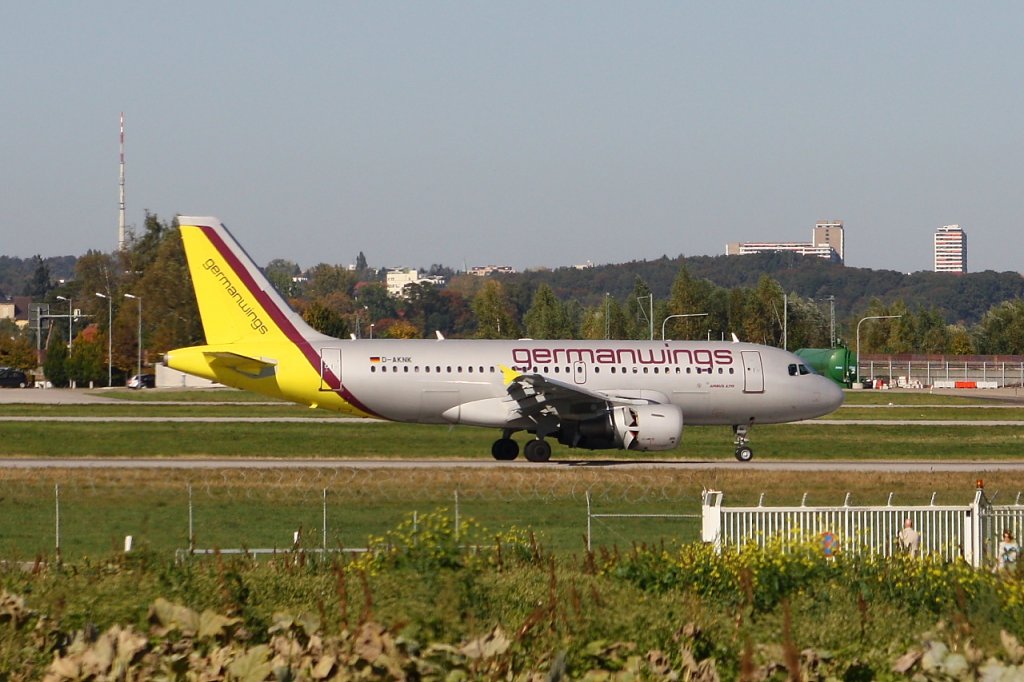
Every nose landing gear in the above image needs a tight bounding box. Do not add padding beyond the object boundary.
[733,423,754,462]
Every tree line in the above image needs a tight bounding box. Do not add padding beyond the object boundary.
[2,213,1024,386]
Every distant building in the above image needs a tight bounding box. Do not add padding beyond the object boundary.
[0,297,32,329]
[385,268,446,297]
[934,224,967,273]
[468,265,517,277]
[726,220,845,264]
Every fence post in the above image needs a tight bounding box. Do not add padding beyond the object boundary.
[701,490,723,553]
[966,487,987,568]
[188,484,194,553]
[55,483,60,560]
[322,488,327,552]
[586,491,592,552]
[454,490,460,542]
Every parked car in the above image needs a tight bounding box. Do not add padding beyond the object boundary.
[0,368,29,388]
[127,373,156,389]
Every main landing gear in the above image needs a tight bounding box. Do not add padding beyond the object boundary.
[490,432,552,462]
[733,423,754,462]
[523,439,552,462]
[491,434,519,461]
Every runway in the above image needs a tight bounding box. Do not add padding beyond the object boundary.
[0,457,1022,472]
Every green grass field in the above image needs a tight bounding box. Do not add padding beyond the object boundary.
[0,387,1022,559]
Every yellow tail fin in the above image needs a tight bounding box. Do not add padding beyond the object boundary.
[177,217,324,347]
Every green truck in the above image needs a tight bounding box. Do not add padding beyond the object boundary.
[794,346,857,387]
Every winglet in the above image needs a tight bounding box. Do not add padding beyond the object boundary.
[499,364,522,387]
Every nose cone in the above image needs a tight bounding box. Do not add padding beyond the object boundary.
[812,376,845,417]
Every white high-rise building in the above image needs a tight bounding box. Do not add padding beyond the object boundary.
[934,224,967,273]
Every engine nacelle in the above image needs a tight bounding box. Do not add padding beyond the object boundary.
[558,404,683,451]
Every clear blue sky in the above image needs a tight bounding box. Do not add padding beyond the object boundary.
[3,2,1022,274]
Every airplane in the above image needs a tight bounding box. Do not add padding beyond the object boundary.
[166,217,844,462]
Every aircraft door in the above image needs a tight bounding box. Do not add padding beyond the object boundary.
[319,348,343,391]
[573,361,587,385]
[741,351,764,393]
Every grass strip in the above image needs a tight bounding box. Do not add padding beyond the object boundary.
[1,419,1022,458]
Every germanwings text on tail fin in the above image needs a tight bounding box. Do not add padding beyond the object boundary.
[167,217,844,462]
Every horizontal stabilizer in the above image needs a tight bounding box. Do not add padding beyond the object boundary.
[205,351,278,379]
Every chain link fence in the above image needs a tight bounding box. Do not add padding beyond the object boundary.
[0,467,707,559]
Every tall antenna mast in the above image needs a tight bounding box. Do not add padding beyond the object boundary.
[118,112,126,251]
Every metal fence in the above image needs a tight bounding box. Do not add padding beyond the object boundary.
[701,487,1024,568]
[858,356,1024,388]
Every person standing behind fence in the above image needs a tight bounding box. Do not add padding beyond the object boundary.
[998,530,1019,572]
[898,518,920,557]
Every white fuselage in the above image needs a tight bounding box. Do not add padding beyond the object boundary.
[320,338,843,426]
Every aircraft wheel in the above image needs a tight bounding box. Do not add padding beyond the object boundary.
[734,446,754,462]
[491,438,519,461]
[524,439,552,463]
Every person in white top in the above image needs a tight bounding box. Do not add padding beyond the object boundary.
[998,530,1019,572]
[898,518,920,557]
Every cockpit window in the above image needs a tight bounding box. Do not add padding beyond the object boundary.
[788,363,797,376]
[789,363,813,376]
[799,363,811,375]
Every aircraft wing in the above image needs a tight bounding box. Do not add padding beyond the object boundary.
[501,366,658,421]
[204,351,278,379]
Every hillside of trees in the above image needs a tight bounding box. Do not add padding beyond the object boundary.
[509,251,1024,327]
[2,213,1024,385]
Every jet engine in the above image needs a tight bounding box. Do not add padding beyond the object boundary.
[558,404,683,451]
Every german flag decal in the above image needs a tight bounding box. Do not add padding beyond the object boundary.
[370,357,382,363]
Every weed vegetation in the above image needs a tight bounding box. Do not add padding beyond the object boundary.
[3,509,1024,679]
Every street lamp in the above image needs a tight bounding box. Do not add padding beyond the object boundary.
[124,293,142,382]
[661,313,709,340]
[855,315,902,384]
[55,295,73,346]
[95,292,113,387]
[369,323,375,340]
